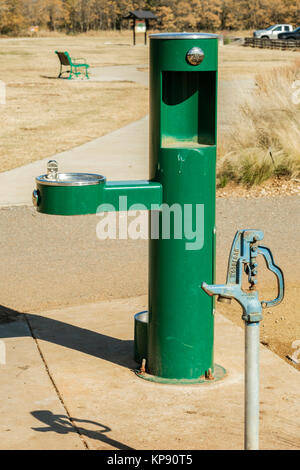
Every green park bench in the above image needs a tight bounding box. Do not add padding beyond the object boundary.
[55,51,90,79]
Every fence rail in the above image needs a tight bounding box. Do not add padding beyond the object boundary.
[244,37,300,50]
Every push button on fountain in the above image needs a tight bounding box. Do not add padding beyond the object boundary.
[186,47,205,66]
[46,160,58,180]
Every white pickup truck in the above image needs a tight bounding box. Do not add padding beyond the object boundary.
[253,24,293,39]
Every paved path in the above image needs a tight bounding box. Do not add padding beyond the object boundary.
[0,196,298,312]
[0,117,149,207]
[0,62,255,207]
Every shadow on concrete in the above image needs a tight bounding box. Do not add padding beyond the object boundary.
[0,305,136,369]
[40,75,60,79]
[31,410,134,450]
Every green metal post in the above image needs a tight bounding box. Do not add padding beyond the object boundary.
[143,33,224,384]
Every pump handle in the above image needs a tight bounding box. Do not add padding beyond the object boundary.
[257,246,285,309]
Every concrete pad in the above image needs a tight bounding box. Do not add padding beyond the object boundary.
[0,314,84,450]
[22,296,300,450]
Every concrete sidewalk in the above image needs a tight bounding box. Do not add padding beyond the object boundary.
[0,312,84,449]
[0,116,149,207]
[0,63,150,208]
[0,62,255,208]
[0,295,299,450]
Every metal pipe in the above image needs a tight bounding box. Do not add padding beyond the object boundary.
[245,321,260,450]
[201,230,284,449]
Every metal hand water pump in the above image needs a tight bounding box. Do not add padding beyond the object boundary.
[202,229,284,450]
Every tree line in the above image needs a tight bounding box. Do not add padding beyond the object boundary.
[0,0,299,35]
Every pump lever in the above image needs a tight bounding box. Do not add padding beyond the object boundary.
[257,246,284,309]
[201,229,284,322]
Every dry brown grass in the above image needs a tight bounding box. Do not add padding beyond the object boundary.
[0,35,299,174]
[0,32,149,172]
[218,56,300,186]
[218,43,299,79]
